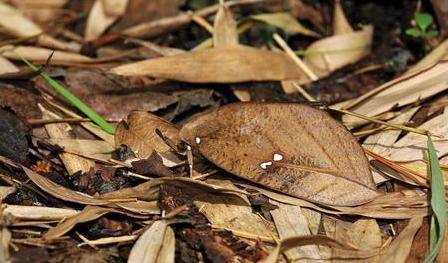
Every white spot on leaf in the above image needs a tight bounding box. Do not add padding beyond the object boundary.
[260,161,273,169]
[273,153,283,161]
[195,137,201,144]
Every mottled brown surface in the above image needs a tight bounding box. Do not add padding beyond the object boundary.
[180,103,378,206]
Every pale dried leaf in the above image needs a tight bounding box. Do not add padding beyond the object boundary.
[110,45,307,83]
[102,0,128,16]
[40,106,95,175]
[44,206,118,239]
[115,111,181,159]
[10,0,68,24]
[1,46,92,64]
[251,12,320,37]
[304,25,373,78]
[195,180,277,240]
[85,0,128,41]
[388,107,448,162]
[379,217,423,262]
[343,60,448,126]
[333,0,353,35]
[3,204,78,220]
[213,1,238,47]
[0,186,15,200]
[332,219,381,262]
[180,103,377,206]
[406,38,448,75]
[0,56,19,75]
[50,138,114,161]
[270,203,323,261]
[128,220,174,263]
[0,227,10,263]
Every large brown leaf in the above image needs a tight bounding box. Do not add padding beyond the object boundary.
[180,103,378,206]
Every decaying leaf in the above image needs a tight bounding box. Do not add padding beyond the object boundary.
[0,45,92,64]
[0,56,19,75]
[180,103,378,206]
[110,45,307,83]
[251,12,320,37]
[50,138,114,161]
[333,0,353,35]
[128,220,175,263]
[115,111,181,159]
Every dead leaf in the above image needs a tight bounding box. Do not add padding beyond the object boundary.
[0,227,10,263]
[333,0,353,35]
[85,0,129,41]
[1,46,92,64]
[40,105,95,175]
[0,56,18,75]
[270,203,323,261]
[195,180,277,240]
[379,217,423,262]
[115,111,181,159]
[44,206,120,239]
[251,12,320,37]
[213,1,238,47]
[3,204,79,221]
[304,25,373,78]
[50,138,114,161]
[180,103,378,206]
[110,45,307,83]
[128,220,175,263]
[343,60,448,127]
[9,0,68,24]
[0,187,16,200]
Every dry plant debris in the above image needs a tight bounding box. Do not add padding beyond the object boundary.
[0,0,446,262]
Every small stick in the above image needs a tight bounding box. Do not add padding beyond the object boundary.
[192,15,214,33]
[273,33,318,81]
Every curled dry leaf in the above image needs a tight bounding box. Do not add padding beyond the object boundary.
[44,206,119,239]
[251,12,320,37]
[22,165,109,206]
[85,0,129,41]
[110,45,307,83]
[304,25,373,78]
[128,220,175,263]
[180,103,378,206]
[115,111,181,159]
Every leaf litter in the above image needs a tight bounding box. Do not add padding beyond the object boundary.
[0,0,447,262]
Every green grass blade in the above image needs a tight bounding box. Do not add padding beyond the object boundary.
[425,137,446,262]
[20,56,116,134]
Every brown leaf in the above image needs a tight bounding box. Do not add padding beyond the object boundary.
[115,111,181,159]
[110,45,307,83]
[213,1,239,47]
[3,205,79,221]
[180,103,378,206]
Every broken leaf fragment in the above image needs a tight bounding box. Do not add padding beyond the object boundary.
[180,103,378,206]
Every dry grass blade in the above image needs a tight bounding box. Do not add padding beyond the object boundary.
[110,45,307,83]
[251,12,320,37]
[1,46,92,64]
[115,111,181,159]
[128,220,175,263]
[180,103,378,206]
